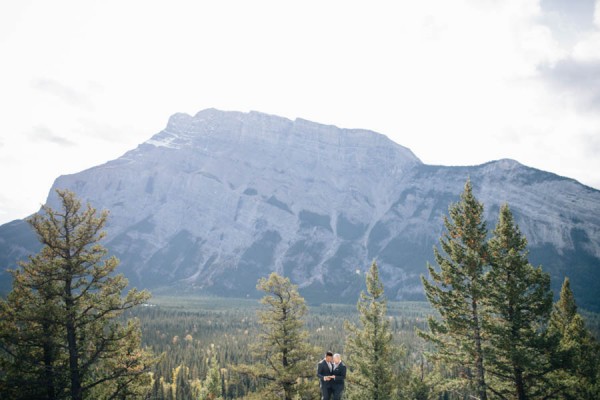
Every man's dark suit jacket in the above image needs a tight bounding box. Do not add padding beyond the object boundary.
[331,362,346,387]
[317,359,333,388]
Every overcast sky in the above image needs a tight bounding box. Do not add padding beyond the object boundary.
[1,0,599,224]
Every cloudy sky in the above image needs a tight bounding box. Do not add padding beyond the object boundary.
[1,0,599,224]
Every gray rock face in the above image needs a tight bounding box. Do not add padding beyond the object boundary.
[2,109,600,309]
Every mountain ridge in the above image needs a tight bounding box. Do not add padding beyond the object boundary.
[1,109,599,310]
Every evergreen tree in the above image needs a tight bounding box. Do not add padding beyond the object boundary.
[237,272,316,400]
[420,179,489,399]
[200,354,223,400]
[0,189,155,400]
[547,278,600,399]
[150,375,166,400]
[0,251,67,399]
[548,278,585,347]
[484,204,554,399]
[344,261,399,400]
[174,365,193,400]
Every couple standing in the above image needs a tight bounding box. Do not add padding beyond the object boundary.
[317,351,346,400]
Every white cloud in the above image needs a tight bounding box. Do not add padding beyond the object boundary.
[573,32,600,61]
[29,125,77,146]
[32,78,94,110]
[569,0,600,61]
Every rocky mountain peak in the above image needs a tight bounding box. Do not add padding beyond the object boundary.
[1,109,599,310]
[147,108,421,167]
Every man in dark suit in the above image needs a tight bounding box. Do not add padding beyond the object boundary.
[317,351,334,400]
[331,353,346,400]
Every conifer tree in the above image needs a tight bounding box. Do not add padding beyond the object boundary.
[0,189,154,400]
[237,272,316,400]
[547,278,600,399]
[549,278,578,337]
[200,354,223,400]
[344,261,399,400]
[0,250,66,399]
[484,204,554,399]
[174,365,193,400]
[420,179,489,399]
[150,375,166,400]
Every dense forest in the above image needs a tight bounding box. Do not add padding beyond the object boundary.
[134,278,600,399]
[1,183,600,399]
[133,295,434,399]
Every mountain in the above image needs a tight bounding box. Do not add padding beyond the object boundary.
[1,109,599,309]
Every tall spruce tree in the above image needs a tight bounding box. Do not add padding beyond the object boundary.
[199,354,223,400]
[547,278,600,399]
[549,278,577,335]
[0,189,154,400]
[174,365,193,400]
[344,261,399,400]
[420,179,489,399]
[484,204,554,399]
[237,272,316,400]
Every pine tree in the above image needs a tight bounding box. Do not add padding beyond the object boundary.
[0,189,155,400]
[549,278,578,337]
[484,204,554,399]
[237,272,316,400]
[150,375,166,400]
[200,354,223,400]
[344,261,400,400]
[420,179,489,399]
[0,250,67,399]
[174,365,193,400]
[547,278,600,399]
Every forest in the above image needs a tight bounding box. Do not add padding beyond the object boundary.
[136,278,600,399]
[1,183,600,399]
[130,295,434,399]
